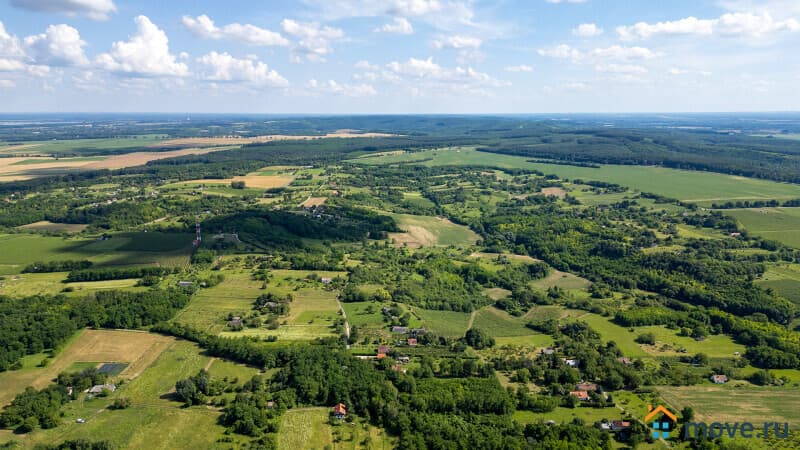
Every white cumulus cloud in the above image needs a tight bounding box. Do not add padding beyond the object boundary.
[573,23,603,37]
[375,17,414,34]
[616,12,799,40]
[539,44,654,62]
[197,52,288,87]
[24,24,88,66]
[182,15,289,47]
[308,78,377,97]
[505,64,534,72]
[10,0,116,20]
[280,19,344,62]
[95,15,189,77]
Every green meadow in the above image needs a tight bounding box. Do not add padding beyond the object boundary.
[726,207,800,248]
[353,147,800,203]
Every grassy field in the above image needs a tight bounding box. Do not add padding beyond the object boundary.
[531,270,592,290]
[173,270,266,334]
[388,213,479,247]
[0,329,172,406]
[0,232,192,275]
[0,136,167,155]
[414,309,471,337]
[561,310,745,359]
[180,269,344,340]
[758,264,800,305]
[277,407,393,450]
[659,384,800,426]
[726,207,800,248]
[352,147,800,203]
[472,307,536,337]
[0,272,143,297]
[0,340,238,449]
[16,221,89,233]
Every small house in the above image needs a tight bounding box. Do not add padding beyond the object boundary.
[541,347,556,355]
[377,345,390,354]
[321,277,332,284]
[397,356,410,364]
[177,281,193,287]
[575,382,598,392]
[710,374,728,384]
[87,384,116,394]
[333,403,347,419]
[407,338,418,347]
[564,359,580,367]
[377,353,387,359]
[391,326,408,334]
[228,317,243,328]
[616,357,632,365]
[391,364,406,373]
[410,328,427,336]
[569,391,590,401]
[610,420,631,431]
[266,401,275,409]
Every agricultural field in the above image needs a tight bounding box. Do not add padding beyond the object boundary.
[0,232,192,275]
[0,340,233,450]
[277,407,393,450]
[0,146,236,181]
[0,136,167,155]
[389,213,479,247]
[353,147,800,203]
[532,270,592,290]
[0,329,172,406]
[727,207,800,248]
[0,272,143,297]
[471,307,535,337]
[659,384,800,426]
[758,264,800,305]
[16,221,89,233]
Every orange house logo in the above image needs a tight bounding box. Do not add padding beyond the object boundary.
[645,405,677,439]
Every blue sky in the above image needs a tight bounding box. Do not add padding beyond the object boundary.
[0,0,799,113]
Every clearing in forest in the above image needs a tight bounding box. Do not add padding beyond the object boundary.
[388,214,479,248]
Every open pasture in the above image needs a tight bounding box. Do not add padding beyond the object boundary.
[388,213,479,248]
[0,136,167,155]
[758,264,800,305]
[0,340,234,450]
[659,385,800,426]
[0,329,173,406]
[154,131,397,148]
[175,174,294,190]
[353,147,800,203]
[16,221,89,233]
[726,207,800,248]
[0,232,193,275]
[277,407,393,450]
[0,146,235,181]
[174,270,265,334]
[531,269,591,290]
[0,272,142,297]
[414,309,471,337]
[472,307,535,337]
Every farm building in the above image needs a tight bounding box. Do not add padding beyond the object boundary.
[333,403,347,419]
[228,317,243,328]
[710,374,729,384]
[87,384,116,394]
[177,280,193,287]
[569,391,590,401]
[391,326,408,334]
[575,382,598,392]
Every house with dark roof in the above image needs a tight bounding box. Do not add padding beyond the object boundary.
[391,326,408,334]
